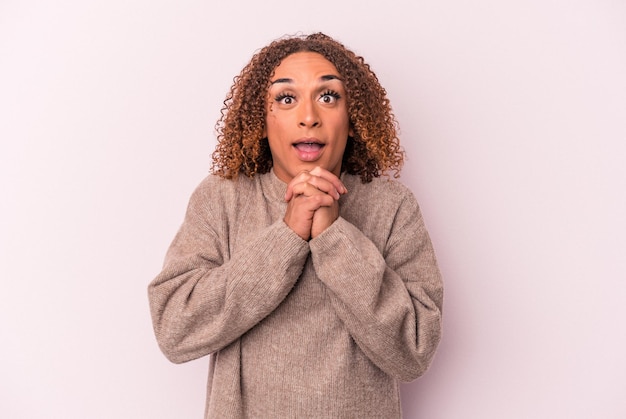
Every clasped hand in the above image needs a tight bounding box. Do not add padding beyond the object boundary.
[283,167,347,241]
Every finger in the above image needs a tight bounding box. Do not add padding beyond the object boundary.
[301,176,342,200]
[309,166,347,194]
[283,193,336,240]
[284,171,310,201]
[288,182,334,200]
[285,169,346,201]
[292,191,336,209]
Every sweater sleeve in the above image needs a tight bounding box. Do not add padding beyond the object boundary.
[309,193,443,382]
[148,181,310,364]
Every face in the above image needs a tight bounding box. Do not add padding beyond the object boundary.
[265,52,352,183]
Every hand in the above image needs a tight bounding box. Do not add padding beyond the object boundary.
[310,199,339,239]
[283,167,347,240]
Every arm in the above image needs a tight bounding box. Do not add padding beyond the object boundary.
[309,193,443,382]
[148,180,310,363]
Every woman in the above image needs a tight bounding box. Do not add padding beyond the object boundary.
[148,32,443,418]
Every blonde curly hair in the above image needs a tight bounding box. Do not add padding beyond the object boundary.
[211,32,404,183]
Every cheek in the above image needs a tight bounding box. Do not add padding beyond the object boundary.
[264,115,277,138]
[336,116,349,138]
[338,108,351,133]
[265,113,287,137]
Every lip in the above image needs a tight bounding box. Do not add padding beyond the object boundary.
[292,138,325,162]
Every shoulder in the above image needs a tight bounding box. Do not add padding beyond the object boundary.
[192,173,258,200]
[195,173,256,193]
[343,174,417,208]
[338,174,423,246]
[340,174,421,225]
[187,173,260,215]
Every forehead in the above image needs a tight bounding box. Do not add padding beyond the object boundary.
[272,52,340,79]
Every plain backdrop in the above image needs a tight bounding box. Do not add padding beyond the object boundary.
[1,1,625,418]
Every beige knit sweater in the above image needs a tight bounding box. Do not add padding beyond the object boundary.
[148,170,443,418]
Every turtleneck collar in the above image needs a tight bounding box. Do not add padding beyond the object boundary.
[259,169,289,203]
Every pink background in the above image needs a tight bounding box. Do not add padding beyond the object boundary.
[1,1,625,417]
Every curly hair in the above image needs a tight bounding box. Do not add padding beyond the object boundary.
[211,32,404,183]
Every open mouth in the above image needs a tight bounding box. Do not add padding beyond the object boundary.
[292,139,325,161]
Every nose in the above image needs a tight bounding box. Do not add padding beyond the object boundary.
[298,99,320,128]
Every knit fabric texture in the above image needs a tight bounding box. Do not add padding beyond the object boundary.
[148,170,443,418]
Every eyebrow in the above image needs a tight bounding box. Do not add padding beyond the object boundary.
[270,74,343,85]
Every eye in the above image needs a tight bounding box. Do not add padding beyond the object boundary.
[319,90,341,104]
[275,93,296,105]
